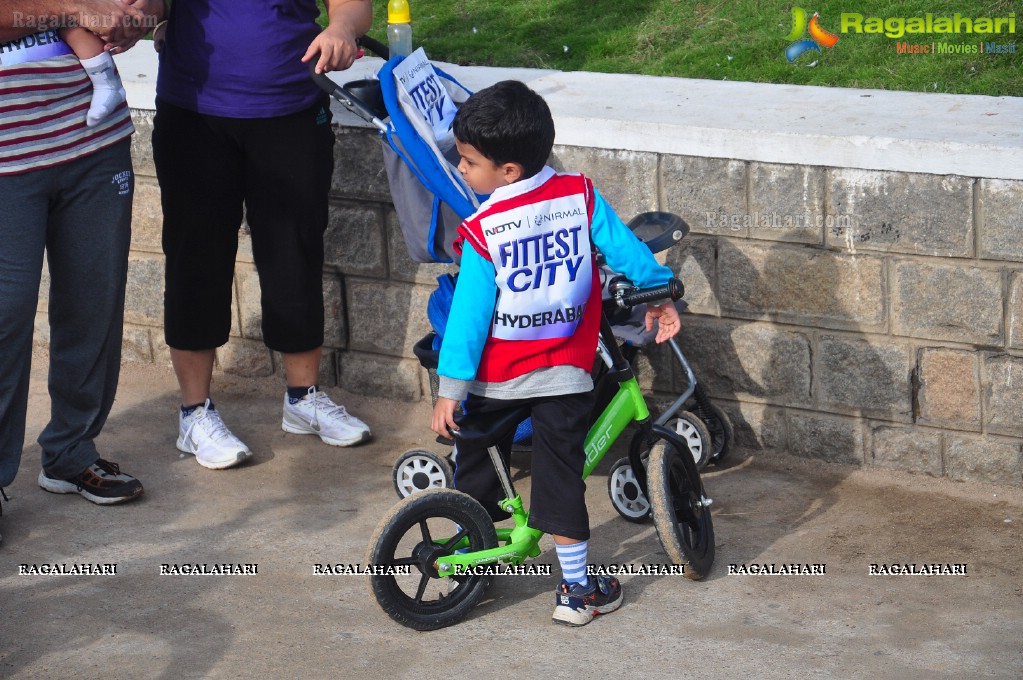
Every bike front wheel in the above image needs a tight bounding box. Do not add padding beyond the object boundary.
[647,432,715,580]
[367,488,498,630]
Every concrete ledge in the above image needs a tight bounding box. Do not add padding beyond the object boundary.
[116,49,1022,180]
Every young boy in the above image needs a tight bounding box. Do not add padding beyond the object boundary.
[431,80,682,626]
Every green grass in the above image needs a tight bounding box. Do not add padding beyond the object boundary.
[324,1,1021,96]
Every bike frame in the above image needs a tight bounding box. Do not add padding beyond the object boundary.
[434,315,652,578]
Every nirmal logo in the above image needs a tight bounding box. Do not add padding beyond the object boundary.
[785,7,840,62]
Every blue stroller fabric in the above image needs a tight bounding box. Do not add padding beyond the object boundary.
[376,53,477,263]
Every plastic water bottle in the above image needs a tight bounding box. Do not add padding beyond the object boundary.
[387,0,413,59]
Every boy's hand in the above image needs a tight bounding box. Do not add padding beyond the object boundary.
[645,302,681,344]
[432,397,460,438]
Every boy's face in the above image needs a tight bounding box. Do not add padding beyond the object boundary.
[455,140,521,195]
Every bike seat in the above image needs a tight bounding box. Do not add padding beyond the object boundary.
[452,405,531,450]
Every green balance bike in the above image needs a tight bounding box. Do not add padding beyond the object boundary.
[366,278,715,630]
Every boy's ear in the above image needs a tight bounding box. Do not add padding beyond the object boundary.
[500,162,525,184]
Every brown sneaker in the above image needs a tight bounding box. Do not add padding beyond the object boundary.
[38,459,143,505]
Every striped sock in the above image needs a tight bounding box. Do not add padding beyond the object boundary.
[555,541,589,585]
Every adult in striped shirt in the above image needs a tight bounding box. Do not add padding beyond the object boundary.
[0,0,166,538]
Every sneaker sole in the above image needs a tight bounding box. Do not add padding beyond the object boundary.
[281,422,372,447]
[552,593,624,626]
[176,438,252,470]
[37,470,142,505]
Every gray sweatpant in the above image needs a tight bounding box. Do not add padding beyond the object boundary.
[0,139,133,486]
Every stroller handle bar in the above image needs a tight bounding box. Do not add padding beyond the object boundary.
[612,277,685,309]
[307,53,389,133]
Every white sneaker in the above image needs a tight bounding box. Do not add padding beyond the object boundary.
[282,387,372,447]
[177,400,252,470]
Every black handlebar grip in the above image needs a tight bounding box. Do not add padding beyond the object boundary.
[619,278,685,307]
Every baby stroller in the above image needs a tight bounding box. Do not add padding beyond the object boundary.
[309,40,733,523]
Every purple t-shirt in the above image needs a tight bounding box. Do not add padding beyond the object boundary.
[157,1,323,117]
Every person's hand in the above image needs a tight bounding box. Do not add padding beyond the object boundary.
[645,302,682,344]
[101,0,163,53]
[431,397,459,438]
[301,20,361,74]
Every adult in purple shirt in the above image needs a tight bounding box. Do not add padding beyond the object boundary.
[153,0,374,471]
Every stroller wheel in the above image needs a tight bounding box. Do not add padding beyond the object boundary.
[702,403,735,465]
[665,412,713,471]
[392,449,453,499]
[608,457,651,522]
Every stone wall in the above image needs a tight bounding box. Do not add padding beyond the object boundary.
[36,102,1022,488]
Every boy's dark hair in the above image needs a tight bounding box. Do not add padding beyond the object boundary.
[452,80,555,179]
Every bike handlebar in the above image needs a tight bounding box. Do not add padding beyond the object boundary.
[613,278,685,308]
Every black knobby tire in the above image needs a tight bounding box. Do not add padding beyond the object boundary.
[367,488,498,631]
[392,448,453,499]
[607,456,651,523]
[647,432,715,580]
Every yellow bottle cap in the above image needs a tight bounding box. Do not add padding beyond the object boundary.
[387,0,410,24]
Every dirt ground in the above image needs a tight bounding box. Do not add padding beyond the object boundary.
[1,358,1021,679]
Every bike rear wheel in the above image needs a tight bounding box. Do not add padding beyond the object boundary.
[367,488,498,630]
[647,432,715,580]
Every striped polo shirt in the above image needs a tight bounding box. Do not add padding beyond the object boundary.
[0,31,133,177]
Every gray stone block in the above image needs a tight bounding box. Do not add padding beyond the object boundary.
[346,280,433,357]
[217,337,274,378]
[892,260,1002,345]
[1008,272,1023,350]
[339,352,424,402]
[749,163,825,244]
[946,435,1023,487]
[663,236,718,315]
[129,109,155,177]
[385,209,458,285]
[121,325,154,364]
[816,335,912,419]
[661,155,746,237]
[631,343,675,395]
[677,318,811,406]
[719,240,886,332]
[234,263,261,340]
[786,411,863,465]
[325,203,387,278]
[551,146,658,220]
[984,354,1023,437]
[331,128,391,202]
[124,255,164,327]
[826,169,972,257]
[917,349,981,431]
[729,402,786,451]
[978,178,1023,261]
[870,425,943,477]
[322,275,346,350]
[130,178,163,254]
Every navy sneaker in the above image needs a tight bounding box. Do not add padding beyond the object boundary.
[552,574,623,626]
